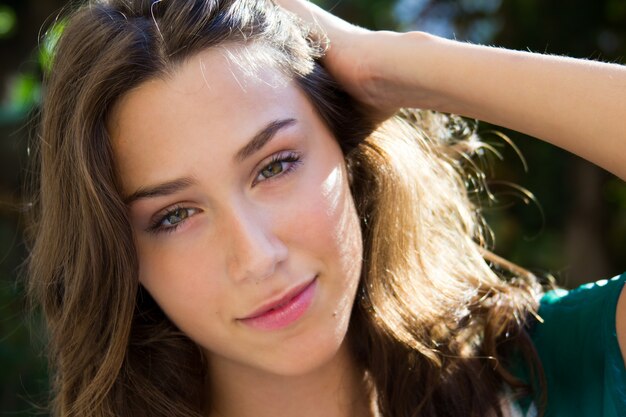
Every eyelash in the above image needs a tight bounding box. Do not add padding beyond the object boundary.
[146,151,303,235]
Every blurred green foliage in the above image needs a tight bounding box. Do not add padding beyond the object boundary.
[0,5,16,38]
[0,0,625,415]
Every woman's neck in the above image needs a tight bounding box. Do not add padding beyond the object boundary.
[206,342,374,417]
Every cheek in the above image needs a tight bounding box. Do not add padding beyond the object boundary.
[288,163,363,279]
[136,238,225,325]
[296,163,363,347]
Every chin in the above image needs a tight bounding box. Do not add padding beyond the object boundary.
[258,308,355,378]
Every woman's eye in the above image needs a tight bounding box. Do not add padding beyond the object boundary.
[254,152,302,184]
[260,161,285,178]
[148,207,198,234]
[164,208,190,225]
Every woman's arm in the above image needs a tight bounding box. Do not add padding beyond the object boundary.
[370,32,626,181]
[275,0,626,181]
[274,0,626,366]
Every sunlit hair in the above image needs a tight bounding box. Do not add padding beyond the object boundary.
[26,0,545,416]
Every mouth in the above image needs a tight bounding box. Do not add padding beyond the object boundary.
[238,276,318,331]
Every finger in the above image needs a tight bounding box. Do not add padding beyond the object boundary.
[272,0,363,36]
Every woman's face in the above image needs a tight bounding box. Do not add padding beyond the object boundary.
[109,47,363,378]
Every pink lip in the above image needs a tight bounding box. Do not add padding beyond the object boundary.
[238,277,317,331]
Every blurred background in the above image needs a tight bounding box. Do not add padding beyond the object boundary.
[1,0,625,414]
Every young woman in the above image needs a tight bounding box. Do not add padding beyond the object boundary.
[26,0,626,416]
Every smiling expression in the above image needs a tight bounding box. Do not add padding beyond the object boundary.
[109,46,363,378]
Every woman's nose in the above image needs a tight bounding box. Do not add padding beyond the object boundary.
[224,205,289,284]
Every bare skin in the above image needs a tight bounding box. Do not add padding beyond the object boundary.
[274,0,626,367]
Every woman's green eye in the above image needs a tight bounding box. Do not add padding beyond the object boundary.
[261,162,284,178]
[165,208,189,225]
[147,207,199,235]
[253,152,302,185]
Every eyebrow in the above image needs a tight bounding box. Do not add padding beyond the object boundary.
[124,118,297,206]
[234,118,297,162]
[124,177,196,206]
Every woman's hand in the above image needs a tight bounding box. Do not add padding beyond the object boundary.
[273,0,402,121]
[272,0,454,120]
[272,0,369,95]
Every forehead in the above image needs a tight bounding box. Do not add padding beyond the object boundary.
[110,44,292,134]
[108,45,314,193]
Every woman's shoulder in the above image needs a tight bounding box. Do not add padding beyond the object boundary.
[539,271,626,309]
[529,271,626,417]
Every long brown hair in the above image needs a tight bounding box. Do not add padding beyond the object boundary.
[26,0,544,416]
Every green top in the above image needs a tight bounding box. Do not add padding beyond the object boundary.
[514,272,626,417]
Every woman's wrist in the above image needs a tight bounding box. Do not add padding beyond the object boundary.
[363,30,451,112]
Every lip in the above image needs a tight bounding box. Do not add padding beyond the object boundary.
[238,276,318,331]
